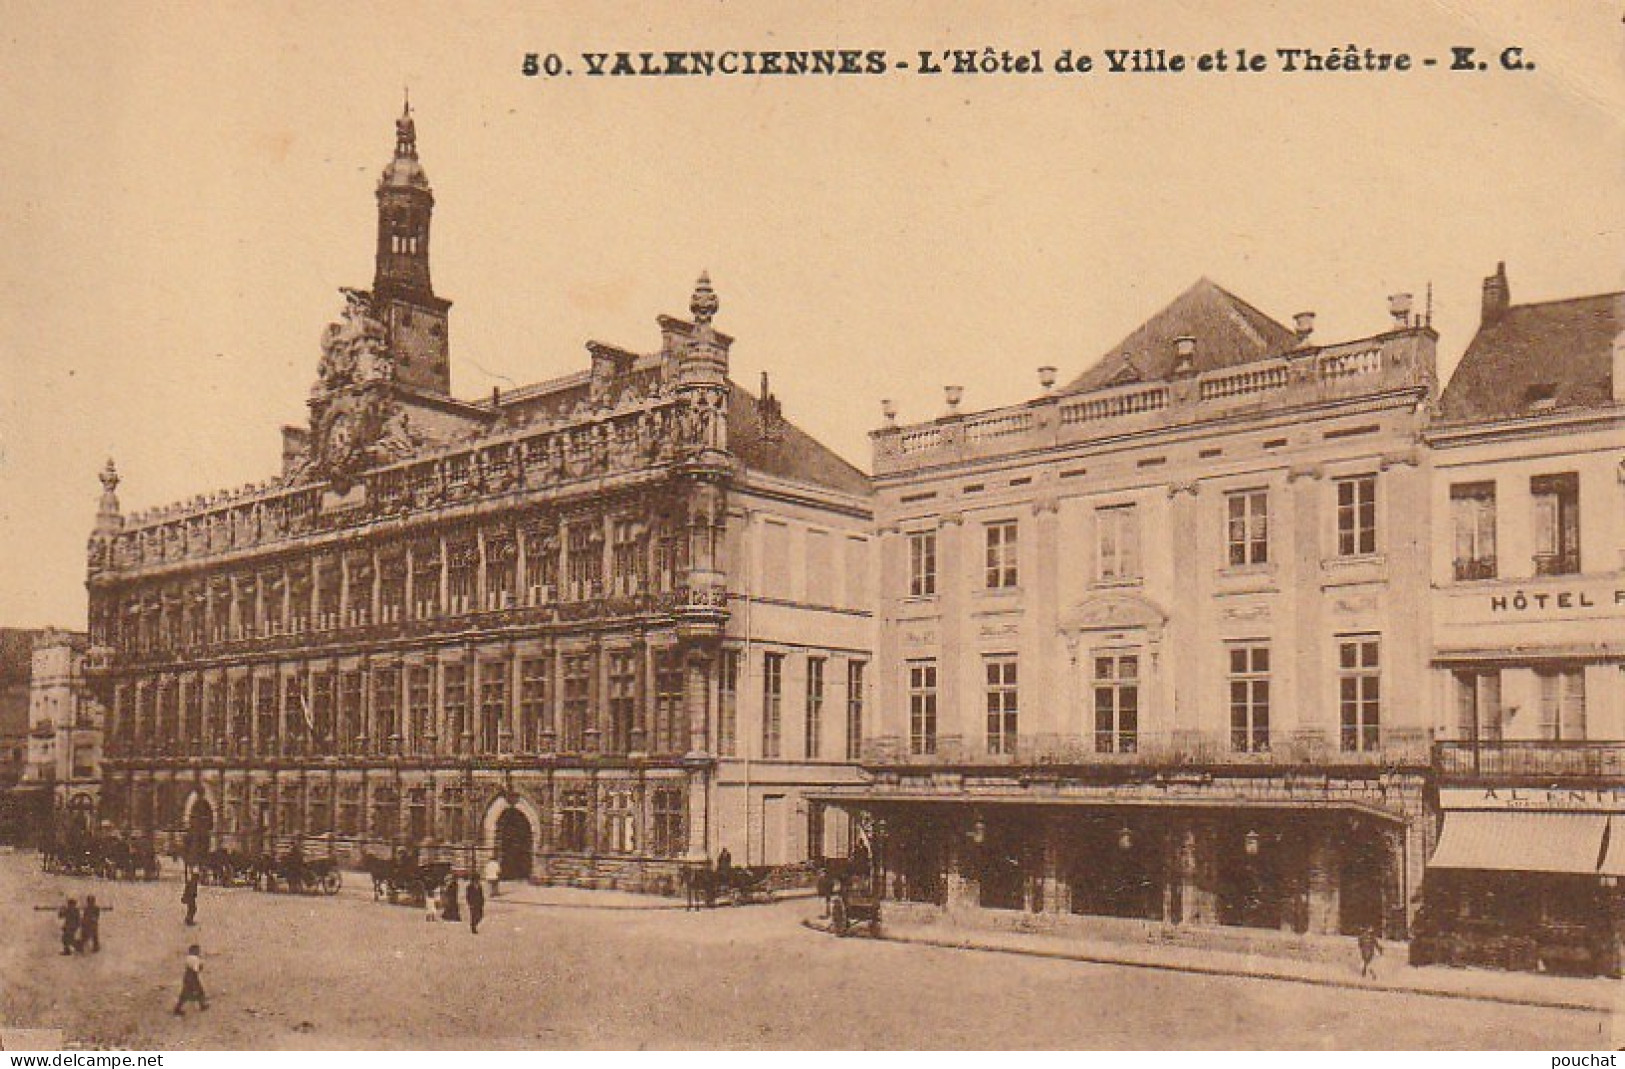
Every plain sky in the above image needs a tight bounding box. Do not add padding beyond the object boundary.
[1,0,1621,627]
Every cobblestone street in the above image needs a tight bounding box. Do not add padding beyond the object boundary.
[0,853,1612,1049]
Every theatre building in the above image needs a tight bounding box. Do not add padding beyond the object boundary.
[1417,265,1625,974]
[818,280,1438,941]
[84,106,872,890]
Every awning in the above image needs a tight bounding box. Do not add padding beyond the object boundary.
[1429,811,1608,874]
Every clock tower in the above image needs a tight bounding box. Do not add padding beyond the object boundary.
[372,97,453,395]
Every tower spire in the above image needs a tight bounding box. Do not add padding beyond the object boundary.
[370,100,452,394]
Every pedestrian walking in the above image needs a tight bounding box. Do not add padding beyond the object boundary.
[483,855,501,898]
[181,871,199,926]
[440,875,461,922]
[466,874,485,934]
[79,895,104,953]
[56,897,80,956]
[172,944,209,1016]
[1357,926,1383,979]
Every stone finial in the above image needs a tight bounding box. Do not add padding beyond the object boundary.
[99,458,120,494]
[944,385,964,413]
[1038,366,1058,393]
[690,270,719,325]
[881,399,898,426]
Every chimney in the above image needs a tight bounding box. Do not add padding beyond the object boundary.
[1481,262,1510,326]
[1388,293,1414,328]
[758,370,784,440]
[1173,336,1197,377]
[1293,311,1315,343]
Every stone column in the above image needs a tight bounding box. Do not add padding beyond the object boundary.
[631,633,649,755]
[1307,830,1341,935]
[1167,482,1202,739]
[1288,464,1326,745]
[685,645,713,757]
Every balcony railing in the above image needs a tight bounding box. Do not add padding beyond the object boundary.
[1452,557,1497,582]
[863,728,1431,769]
[1533,550,1581,577]
[1435,740,1625,780]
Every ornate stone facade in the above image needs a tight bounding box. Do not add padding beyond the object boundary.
[84,108,874,890]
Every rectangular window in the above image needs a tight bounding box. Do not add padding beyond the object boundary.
[611,519,644,597]
[378,555,406,624]
[761,652,784,758]
[1537,667,1586,741]
[607,650,637,755]
[1093,652,1139,753]
[718,650,740,757]
[519,657,548,753]
[604,787,636,854]
[651,786,685,858]
[337,672,363,755]
[255,678,277,755]
[1450,482,1497,580]
[845,660,866,761]
[1227,644,1270,752]
[484,536,516,610]
[407,666,431,756]
[436,785,464,844]
[442,664,467,751]
[908,661,937,756]
[338,785,362,838]
[558,789,589,853]
[908,530,937,597]
[1226,490,1269,567]
[566,524,601,601]
[1336,475,1378,557]
[373,667,400,751]
[410,545,440,620]
[561,654,591,753]
[985,521,1018,588]
[805,656,826,759]
[309,673,333,752]
[446,542,476,615]
[984,655,1018,755]
[654,649,685,755]
[1338,637,1381,751]
[307,785,331,836]
[1532,473,1580,576]
[478,665,507,754]
[1097,505,1141,582]
[1454,669,1502,742]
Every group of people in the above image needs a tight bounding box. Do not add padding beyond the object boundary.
[429,857,502,934]
[40,896,105,955]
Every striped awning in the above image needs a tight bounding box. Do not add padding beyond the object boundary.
[1429,811,1609,875]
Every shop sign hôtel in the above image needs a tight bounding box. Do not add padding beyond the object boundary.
[1441,786,1625,812]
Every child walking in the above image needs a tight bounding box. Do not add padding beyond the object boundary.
[172,944,209,1015]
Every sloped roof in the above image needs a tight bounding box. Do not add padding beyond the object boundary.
[1064,278,1299,393]
[0,629,44,686]
[728,381,871,499]
[1439,292,1624,422]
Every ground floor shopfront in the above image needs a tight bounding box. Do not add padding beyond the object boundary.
[99,756,859,894]
[1413,784,1625,976]
[817,769,1430,941]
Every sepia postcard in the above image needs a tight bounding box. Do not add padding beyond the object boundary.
[2,0,1623,1056]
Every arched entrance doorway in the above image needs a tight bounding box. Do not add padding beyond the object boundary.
[495,807,533,880]
[185,794,215,861]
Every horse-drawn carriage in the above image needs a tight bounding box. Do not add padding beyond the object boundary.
[41,835,160,882]
[826,853,881,938]
[363,853,452,906]
[682,862,778,908]
[261,851,343,896]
